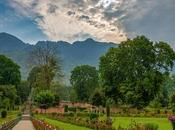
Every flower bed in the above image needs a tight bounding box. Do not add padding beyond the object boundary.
[168,116,175,130]
[32,118,61,130]
[39,113,115,130]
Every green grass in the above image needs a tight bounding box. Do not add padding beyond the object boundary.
[0,111,19,125]
[36,115,93,130]
[113,117,172,130]
[36,114,173,130]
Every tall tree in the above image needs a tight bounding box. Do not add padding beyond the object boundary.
[16,81,31,103]
[28,44,62,89]
[70,65,99,102]
[99,36,175,108]
[0,55,21,86]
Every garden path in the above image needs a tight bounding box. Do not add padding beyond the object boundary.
[12,119,35,130]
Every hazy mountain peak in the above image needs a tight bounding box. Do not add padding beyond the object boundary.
[0,33,117,83]
[0,32,26,51]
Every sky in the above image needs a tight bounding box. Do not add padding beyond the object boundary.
[0,0,175,45]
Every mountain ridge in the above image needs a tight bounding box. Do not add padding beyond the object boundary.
[0,32,117,84]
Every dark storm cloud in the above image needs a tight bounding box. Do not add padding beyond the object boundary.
[122,0,175,44]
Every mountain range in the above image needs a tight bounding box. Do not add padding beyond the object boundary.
[0,32,117,84]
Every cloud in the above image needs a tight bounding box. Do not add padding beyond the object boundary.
[8,0,160,43]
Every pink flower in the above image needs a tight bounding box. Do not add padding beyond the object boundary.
[168,116,175,122]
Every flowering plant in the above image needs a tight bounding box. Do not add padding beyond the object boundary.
[168,116,175,122]
[168,116,175,130]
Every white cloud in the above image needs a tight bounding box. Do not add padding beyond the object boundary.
[8,0,157,43]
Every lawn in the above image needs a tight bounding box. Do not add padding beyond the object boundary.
[113,117,172,130]
[36,115,93,130]
[0,111,19,125]
[36,114,173,130]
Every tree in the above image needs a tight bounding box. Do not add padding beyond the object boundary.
[99,36,175,108]
[16,81,31,103]
[0,55,21,86]
[0,85,17,110]
[70,65,99,102]
[27,66,44,89]
[35,90,54,112]
[28,44,62,89]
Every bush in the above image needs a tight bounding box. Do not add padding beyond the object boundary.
[64,105,68,113]
[1,110,7,118]
[77,107,86,112]
[89,113,99,120]
[68,107,77,113]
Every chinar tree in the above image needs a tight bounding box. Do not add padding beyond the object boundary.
[99,36,175,108]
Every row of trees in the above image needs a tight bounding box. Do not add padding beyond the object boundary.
[70,36,175,109]
[0,55,30,111]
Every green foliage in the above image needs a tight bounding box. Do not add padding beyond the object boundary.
[16,81,31,103]
[53,94,60,106]
[28,66,43,89]
[149,98,162,109]
[70,65,99,102]
[99,36,175,108]
[29,45,63,89]
[68,107,77,113]
[35,90,54,110]
[0,85,17,110]
[91,90,105,107]
[51,83,71,101]
[69,89,78,103]
[64,105,68,113]
[0,55,21,86]
[1,110,7,118]
[89,113,99,120]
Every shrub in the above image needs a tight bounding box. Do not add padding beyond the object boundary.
[77,107,86,112]
[1,110,7,118]
[17,112,22,117]
[68,107,77,113]
[89,113,99,120]
[64,105,68,113]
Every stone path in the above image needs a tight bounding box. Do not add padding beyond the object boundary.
[12,120,35,130]
[12,114,35,130]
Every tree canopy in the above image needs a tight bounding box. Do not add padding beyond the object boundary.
[70,65,99,102]
[35,90,54,110]
[99,36,175,108]
[0,55,21,86]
